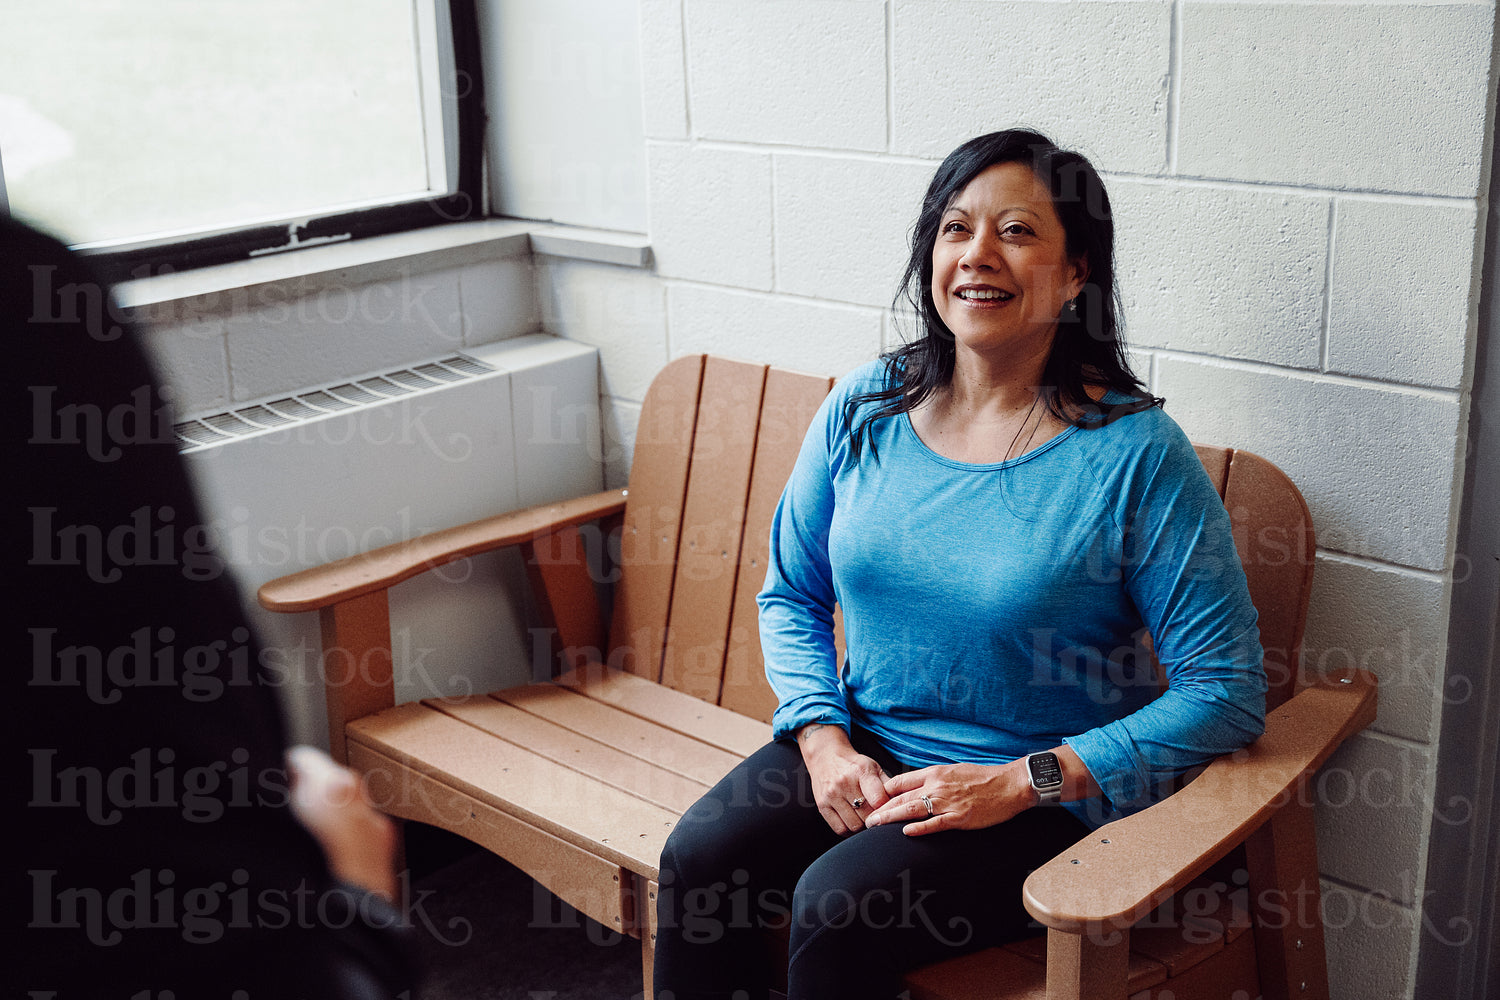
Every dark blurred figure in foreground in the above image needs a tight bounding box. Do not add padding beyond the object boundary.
[7,214,420,997]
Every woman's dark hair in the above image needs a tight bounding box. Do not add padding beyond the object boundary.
[847,129,1161,459]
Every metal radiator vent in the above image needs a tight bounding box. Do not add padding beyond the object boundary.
[174,353,496,453]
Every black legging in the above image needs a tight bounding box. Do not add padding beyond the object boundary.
[654,735,1090,1000]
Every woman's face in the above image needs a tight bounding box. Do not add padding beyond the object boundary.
[929,161,1086,363]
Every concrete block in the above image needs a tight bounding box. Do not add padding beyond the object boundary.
[1302,554,1446,744]
[1178,3,1493,197]
[1321,882,1418,1000]
[667,283,882,377]
[1327,199,1478,388]
[224,268,464,401]
[1113,180,1327,369]
[773,154,935,308]
[640,0,689,139]
[1154,357,1459,571]
[885,310,914,353]
[1125,346,1154,394]
[1314,733,1432,905]
[649,142,774,290]
[685,0,886,151]
[459,257,539,346]
[891,0,1171,173]
[886,301,923,348]
[603,397,642,490]
[140,307,230,419]
[538,258,668,403]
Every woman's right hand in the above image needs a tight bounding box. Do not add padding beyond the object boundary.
[796,723,891,835]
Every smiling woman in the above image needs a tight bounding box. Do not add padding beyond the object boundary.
[652,130,1268,1000]
[0,0,482,276]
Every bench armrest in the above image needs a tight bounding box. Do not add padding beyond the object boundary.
[1023,668,1377,934]
[258,489,628,613]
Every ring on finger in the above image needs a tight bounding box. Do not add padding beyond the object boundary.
[921,793,934,817]
[852,797,865,809]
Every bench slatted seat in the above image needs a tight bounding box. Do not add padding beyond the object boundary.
[260,353,1375,1000]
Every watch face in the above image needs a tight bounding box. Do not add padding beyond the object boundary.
[1028,752,1063,788]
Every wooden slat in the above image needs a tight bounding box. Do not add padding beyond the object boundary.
[1223,449,1316,711]
[347,701,677,876]
[320,591,394,765]
[259,489,626,612]
[1022,670,1376,934]
[721,366,834,721]
[1131,926,1261,1000]
[524,521,605,670]
[349,741,631,933]
[1004,934,1168,992]
[556,663,771,757]
[426,694,708,813]
[643,877,660,946]
[1245,803,1328,1000]
[492,682,742,786]
[1192,443,1232,498]
[660,357,768,701]
[905,946,1048,1000]
[1184,886,1252,945]
[640,877,661,1000]
[1125,919,1225,977]
[610,354,705,680]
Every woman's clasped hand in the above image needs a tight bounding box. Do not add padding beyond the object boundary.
[795,722,891,834]
[867,762,1036,835]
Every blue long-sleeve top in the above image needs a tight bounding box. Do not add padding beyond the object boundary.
[757,361,1267,827]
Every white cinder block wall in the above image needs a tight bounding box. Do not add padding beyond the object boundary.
[536,2,1500,997]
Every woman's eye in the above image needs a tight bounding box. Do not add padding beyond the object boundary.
[1001,223,1032,237]
[942,221,968,235]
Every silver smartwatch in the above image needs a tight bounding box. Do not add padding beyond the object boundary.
[1025,752,1064,805]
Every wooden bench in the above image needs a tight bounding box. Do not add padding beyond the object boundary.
[259,353,1376,1000]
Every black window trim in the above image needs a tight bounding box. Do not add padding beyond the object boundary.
[78,0,485,287]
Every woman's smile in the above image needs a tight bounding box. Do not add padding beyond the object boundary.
[952,282,1016,306]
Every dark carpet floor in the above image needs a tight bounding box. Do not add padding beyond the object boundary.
[406,825,643,1000]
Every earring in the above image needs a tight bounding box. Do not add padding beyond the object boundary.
[1065,299,1078,315]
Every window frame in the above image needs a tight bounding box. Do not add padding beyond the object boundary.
[53,0,486,285]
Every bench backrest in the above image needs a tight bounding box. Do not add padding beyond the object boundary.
[609,355,1313,717]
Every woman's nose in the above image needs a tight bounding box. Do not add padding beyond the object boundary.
[960,232,1001,269]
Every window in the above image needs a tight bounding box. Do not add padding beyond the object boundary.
[0,0,483,280]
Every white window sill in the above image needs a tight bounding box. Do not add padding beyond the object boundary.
[113,219,652,309]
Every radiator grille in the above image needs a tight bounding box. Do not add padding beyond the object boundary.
[174,353,496,453]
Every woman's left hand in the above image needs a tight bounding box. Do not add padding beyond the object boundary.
[865,761,1034,836]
